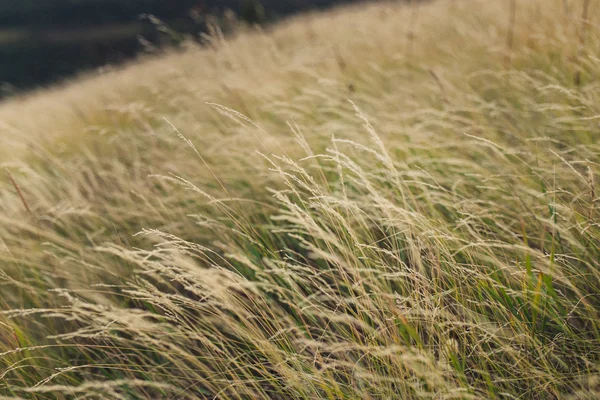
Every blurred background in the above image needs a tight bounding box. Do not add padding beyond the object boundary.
[0,0,362,98]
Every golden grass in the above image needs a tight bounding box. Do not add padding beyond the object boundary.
[1,0,600,398]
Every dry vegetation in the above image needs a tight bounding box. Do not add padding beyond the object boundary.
[1,0,600,398]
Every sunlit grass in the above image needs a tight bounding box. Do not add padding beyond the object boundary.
[1,0,600,398]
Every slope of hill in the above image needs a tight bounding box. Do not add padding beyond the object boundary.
[0,0,363,92]
[1,0,600,398]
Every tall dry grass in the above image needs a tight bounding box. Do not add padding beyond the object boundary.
[1,0,600,398]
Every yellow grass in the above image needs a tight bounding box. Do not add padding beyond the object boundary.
[1,0,600,398]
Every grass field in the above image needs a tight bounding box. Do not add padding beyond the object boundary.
[1,0,600,398]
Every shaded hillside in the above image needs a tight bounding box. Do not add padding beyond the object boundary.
[0,0,364,95]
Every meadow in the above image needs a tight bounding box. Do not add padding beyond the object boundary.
[1,0,600,398]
